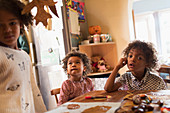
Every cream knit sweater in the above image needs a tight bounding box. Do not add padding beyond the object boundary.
[0,46,47,113]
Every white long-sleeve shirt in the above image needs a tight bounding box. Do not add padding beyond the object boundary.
[0,46,47,113]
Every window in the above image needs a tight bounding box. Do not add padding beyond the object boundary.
[159,10,170,56]
[134,9,170,65]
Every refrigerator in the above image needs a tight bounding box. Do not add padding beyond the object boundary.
[29,0,88,110]
[29,0,71,110]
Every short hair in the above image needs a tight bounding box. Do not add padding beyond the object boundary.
[62,51,91,76]
[122,40,159,71]
[0,0,33,34]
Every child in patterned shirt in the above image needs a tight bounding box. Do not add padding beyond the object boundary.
[0,0,46,112]
[104,40,166,92]
[58,51,94,106]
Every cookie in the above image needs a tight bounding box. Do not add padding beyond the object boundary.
[67,104,80,109]
[82,106,111,113]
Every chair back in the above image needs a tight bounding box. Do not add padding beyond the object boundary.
[157,66,170,88]
[51,88,60,104]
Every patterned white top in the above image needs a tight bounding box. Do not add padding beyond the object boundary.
[116,70,166,90]
[0,46,46,113]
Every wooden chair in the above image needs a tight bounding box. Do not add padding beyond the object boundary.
[157,66,170,87]
[51,88,60,104]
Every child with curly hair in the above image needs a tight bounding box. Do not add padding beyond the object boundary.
[104,40,166,92]
[58,51,94,105]
[0,0,46,112]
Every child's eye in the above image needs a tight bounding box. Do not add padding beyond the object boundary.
[68,62,72,65]
[76,61,80,64]
[0,23,3,27]
[128,55,133,58]
[9,22,17,26]
[138,56,142,60]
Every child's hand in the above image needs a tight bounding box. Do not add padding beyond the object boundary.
[116,57,127,69]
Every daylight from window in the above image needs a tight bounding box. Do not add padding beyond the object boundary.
[134,9,170,65]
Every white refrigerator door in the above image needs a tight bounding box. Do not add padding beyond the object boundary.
[30,0,68,110]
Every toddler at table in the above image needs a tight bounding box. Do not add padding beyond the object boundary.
[104,40,166,92]
[58,51,94,106]
[0,0,46,112]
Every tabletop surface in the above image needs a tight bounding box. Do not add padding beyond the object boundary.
[70,90,170,102]
[46,90,170,113]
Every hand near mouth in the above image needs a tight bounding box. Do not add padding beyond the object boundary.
[117,57,127,69]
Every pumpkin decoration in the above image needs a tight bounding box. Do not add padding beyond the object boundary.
[88,25,101,35]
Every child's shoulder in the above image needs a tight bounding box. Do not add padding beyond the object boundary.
[83,76,93,83]
[148,71,163,80]
[61,79,73,87]
[63,79,72,84]
[121,72,132,77]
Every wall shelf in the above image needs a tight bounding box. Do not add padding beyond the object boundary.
[87,70,112,77]
[79,42,118,77]
[80,42,116,47]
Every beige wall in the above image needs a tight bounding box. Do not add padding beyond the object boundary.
[84,0,132,74]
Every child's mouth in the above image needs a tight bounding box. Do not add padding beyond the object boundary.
[5,36,13,39]
[129,63,134,68]
[71,69,77,71]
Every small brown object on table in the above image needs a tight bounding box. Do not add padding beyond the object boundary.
[67,104,80,109]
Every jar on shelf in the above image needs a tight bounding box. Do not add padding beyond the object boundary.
[93,34,100,43]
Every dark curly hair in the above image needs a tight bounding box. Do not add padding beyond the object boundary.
[62,51,91,77]
[0,0,33,34]
[122,40,159,71]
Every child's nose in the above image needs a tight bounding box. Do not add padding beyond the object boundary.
[131,56,136,62]
[4,25,12,33]
[72,63,76,66]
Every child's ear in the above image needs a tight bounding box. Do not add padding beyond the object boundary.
[83,66,87,72]
[67,68,70,75]
[145,63,149,68]
[20,23,23,29]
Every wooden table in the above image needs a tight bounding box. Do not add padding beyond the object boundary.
[70,90,170,102]
[46,90,170,113]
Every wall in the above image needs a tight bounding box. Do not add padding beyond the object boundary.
[79,0,89,40]
[84,0,132,74]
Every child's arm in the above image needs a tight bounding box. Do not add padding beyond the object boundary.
[104,58,127,92]
[58,81,71,106]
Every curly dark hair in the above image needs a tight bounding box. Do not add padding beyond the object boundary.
[0,0,33,34]
[62,51,91,77]
[122,40,159,71]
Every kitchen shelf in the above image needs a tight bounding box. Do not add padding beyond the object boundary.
[79,42,118,77]
[87,70,112,77]
[80,42,116,47]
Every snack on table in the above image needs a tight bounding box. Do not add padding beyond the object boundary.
[115,93,165,113]
[123,93,134,100]
[67,104,80,109]
[115,100,134,113]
